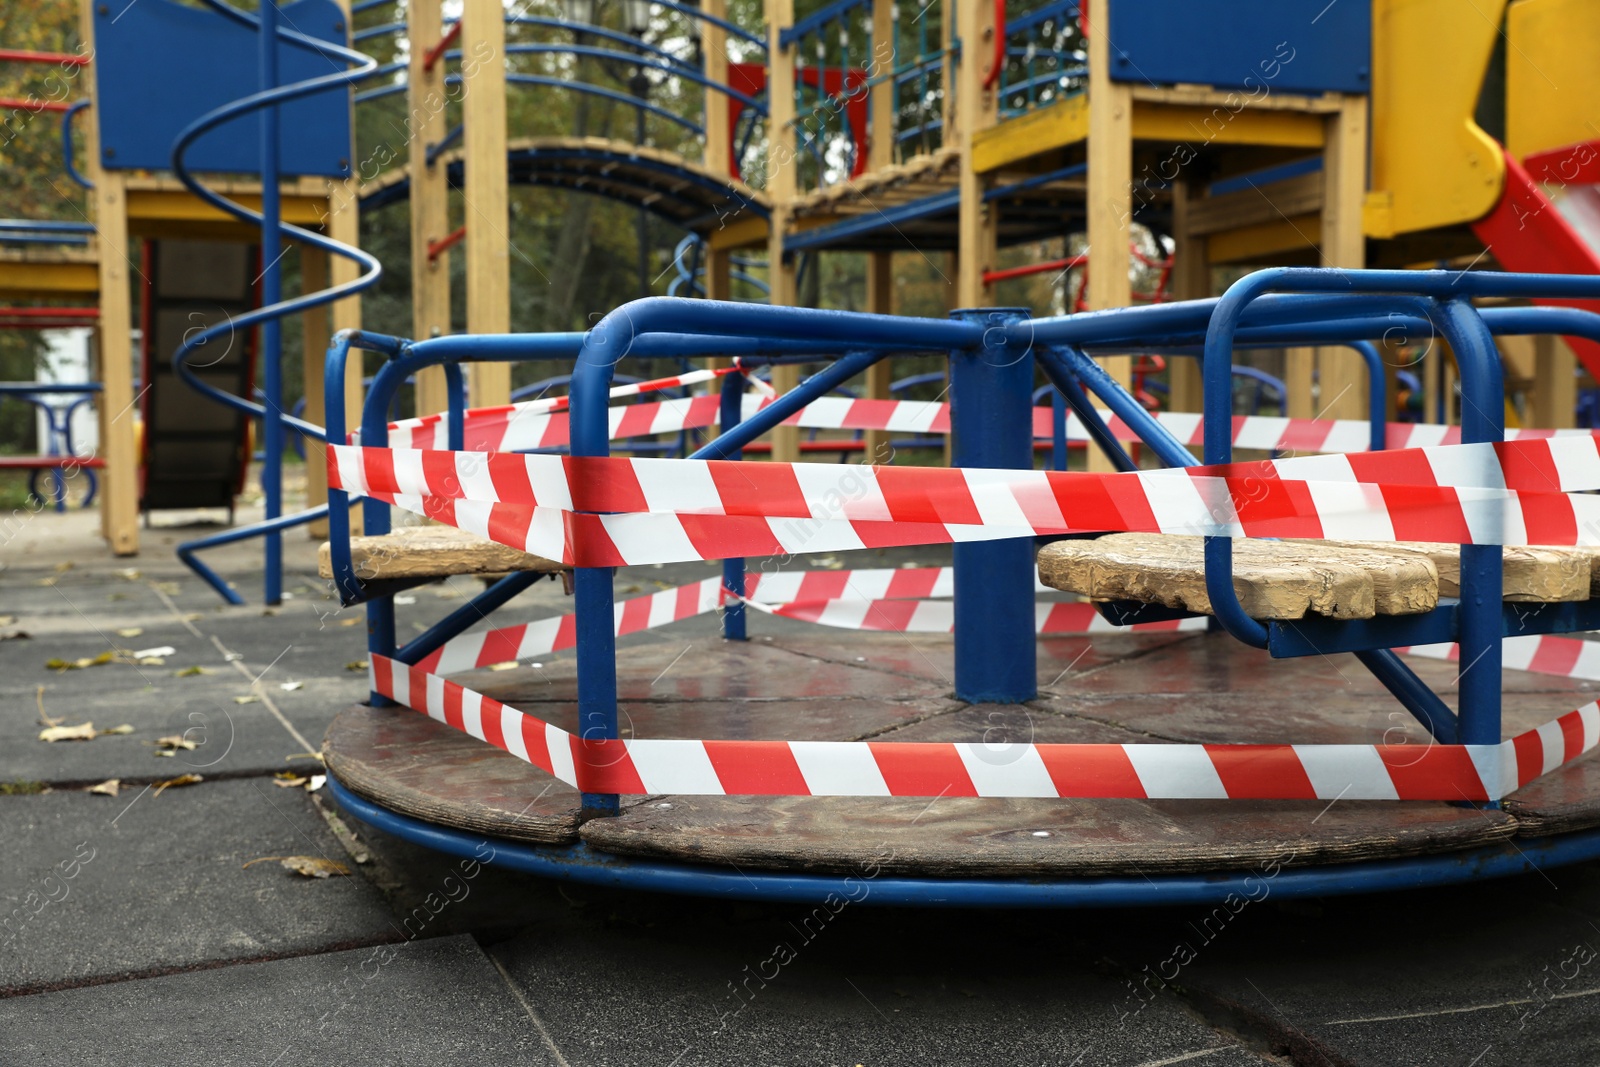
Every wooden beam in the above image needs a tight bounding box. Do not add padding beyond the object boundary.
[1205,214,1321,264]
[865,251,894,462]
[702,0,730,178]
[1317,94,1369,421]
[409,0,452,420]
[81,0,137,555]
[1183,173,1324,237]
[300,245,332,538]
[870,0,895,171]
[1085,0,1132,473]
[326,0,363,534]
[955,0,998,310]
[767,0,799,463]
[1532,336,1578,430]
[1167,180,1205,414]
[463,0,510,405]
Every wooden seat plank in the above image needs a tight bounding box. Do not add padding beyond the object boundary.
[1036,533,1439,620]
[1309,540,1595,602]
[317,524,565,581]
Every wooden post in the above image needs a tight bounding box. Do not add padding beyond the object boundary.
[767,0,799,463]
[463,0,510,405]
[299,245,333,537]
[1085,0,1132,472]
[1532,336,1578,429]
[864,252,894,462]
[955,0,998,310]
[1316,93,1368,420]
[703,0,730,178]
[1167,180,1205,415]
[80,0,138,554]
[410,0,452,417]
[325,0,363,534]
[870,0,895,170]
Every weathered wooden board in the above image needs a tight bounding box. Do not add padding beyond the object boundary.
[323,704,586,845]
[1036,533,1439,620]
[317,524,565,580]
[1311,539,1594,602]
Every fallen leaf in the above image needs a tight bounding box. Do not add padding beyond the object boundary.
[152,773,203,796]
[232,695,260,705]
[174,665,207,677]
[344,660,368,671]
[306,774,326,793]
[155,581,180,595]
[0,630,30,641]
[116,627,143,638]
[621,584,642,594]
[153,750,175,758]
[273,772,309,788]
[131,646,176,659]
[282,856,349,878]
[101,724,134,735]
[54,561,73,573]
[0,615,15,626]
[154,734,198,751]
[280,680,303,692]
[37,577,57,587]
[39,722,97,742]
[116,567,141,580]
[87,779,120,797]
[487,661,518,671]
[136,657,166,666]
[339,617,361,627]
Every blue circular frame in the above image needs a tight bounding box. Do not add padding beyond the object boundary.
[328,777,1600,908]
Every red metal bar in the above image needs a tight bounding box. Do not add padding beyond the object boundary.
[427,225,467,262]
[982,254,1088,285]
[0,306,98,318]
[0,97,74,113]
[0,49,90,67]
[422,21,462,74]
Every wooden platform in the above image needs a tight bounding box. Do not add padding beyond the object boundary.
[316,524,566,581]
[1038,533,1600,619]
[323,630,1600,878]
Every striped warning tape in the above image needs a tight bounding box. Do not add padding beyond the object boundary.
[367,651,1600,801]
[414,568,1196,674]
[328,435,1600,568]
[376,391,1598,455]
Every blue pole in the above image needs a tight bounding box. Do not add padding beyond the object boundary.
[719,372,746,641]
[950,308,1036,704]
[259,0,284,606]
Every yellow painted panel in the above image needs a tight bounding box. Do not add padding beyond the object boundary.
[127,190,328,227]
[706,213,769,251]
[1506,0,1600,162]
[1369,0,1506,236]
[0,262,99,297]
[1207,215,1321,264]
[971,94,1089,173]
[1131,103,1325,149]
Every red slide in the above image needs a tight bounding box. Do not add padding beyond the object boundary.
[1470,146,1600,379]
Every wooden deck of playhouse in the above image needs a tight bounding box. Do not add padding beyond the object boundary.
[322,535,1600,877]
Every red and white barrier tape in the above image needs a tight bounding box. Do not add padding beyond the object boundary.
[368,651,1600,801]
[376,389,1597,456]
[414,567,1186,674]
[329,437,1600,568]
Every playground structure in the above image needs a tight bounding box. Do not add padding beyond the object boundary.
[11,0,1600,902]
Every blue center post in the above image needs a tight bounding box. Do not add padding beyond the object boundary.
[258,0,284,606]
[949,308,1037,704]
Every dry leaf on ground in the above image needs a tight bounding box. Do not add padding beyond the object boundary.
[280,681,303,692]
[154,735,198,751]
[101,724,134,735]
[39,723,98,742]
[173,666,207,677]
[487,661,518,671]
[152,773,203,796]
[242,855,351,878]
[344,661,368,671]
[87,779,120,797]
[232,695,260,705]
[115,627,143,638]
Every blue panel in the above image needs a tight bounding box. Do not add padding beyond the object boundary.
[1105,0,1370,96]
[93,0,352,178]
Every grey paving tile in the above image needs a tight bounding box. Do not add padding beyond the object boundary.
[1,779,396,995]
[0,934,556,1067]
